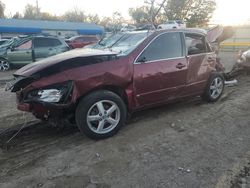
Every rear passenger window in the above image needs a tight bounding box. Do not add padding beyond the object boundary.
[185,34,206,55]
[34,38,62,48]
[137,32,183,62]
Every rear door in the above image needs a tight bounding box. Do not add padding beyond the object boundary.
[184,33,216,95]
[33,37,67,61]
[33,37,53,61]
[133,32,188,106]
[7,39,33,65]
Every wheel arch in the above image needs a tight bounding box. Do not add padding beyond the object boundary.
[75,85,130,110]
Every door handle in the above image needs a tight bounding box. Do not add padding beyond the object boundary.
[176,63,186,69]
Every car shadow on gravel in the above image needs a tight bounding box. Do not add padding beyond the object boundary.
[0,97,204,152]
[129,96,203,124]
[0,90,233,156]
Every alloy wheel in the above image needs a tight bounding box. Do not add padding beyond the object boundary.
[210,77,223,99]
[0,59,10,71]
[86,100,121,134]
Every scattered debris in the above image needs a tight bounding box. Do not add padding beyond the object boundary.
[178,167,184,171]
[178,167,191,173]
[225,49,250,80]
[95,153,101,160]
[37,183,43,187]
[170,123,175,128]
[225,79,238,87]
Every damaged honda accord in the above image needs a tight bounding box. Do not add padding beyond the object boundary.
[7,29,225,139]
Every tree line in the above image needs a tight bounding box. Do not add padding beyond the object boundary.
[0,0,216,30]
[129,0,216,27]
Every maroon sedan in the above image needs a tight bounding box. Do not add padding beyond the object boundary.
[65,35,99,49]
[10,29,224,139]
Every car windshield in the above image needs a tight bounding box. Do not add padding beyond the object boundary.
[110,32,150,56]
[90,32,151,56]
[1,37,24,48]
[0,38,14,47]
[93,33,124,49]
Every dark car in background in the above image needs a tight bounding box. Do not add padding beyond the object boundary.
[11,29,225,139]
[65,35,99,49]
[0,35,69,71]
[136,24,156,31]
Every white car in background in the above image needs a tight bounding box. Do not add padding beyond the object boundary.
[240,49,250,62]
[120,25,137,32]
[158,20,186,29]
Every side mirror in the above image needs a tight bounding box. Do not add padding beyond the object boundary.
[137,56,147,63]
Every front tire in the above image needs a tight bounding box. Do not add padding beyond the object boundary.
[202,73,224,102]
[75,90,127,140]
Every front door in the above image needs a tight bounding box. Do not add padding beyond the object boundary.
[8,39,33,65]
[33,37,59,61]
[133,32,188,106]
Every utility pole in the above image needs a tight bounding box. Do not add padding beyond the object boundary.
[36,0,40,19]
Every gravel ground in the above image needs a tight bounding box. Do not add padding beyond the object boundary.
[0,52,250,188]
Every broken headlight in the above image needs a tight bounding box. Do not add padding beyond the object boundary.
[25,82,72,103]
[37,89,63,103]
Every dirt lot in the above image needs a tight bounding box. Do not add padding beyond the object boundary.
[0,52,250,188]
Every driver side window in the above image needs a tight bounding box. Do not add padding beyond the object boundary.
[16,40,32,50]
[137,32,183,63]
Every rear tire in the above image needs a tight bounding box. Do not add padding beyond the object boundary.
[202,72,224,102]
[75,90,127,140]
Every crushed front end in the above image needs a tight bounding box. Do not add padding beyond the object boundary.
[10,75,74,120]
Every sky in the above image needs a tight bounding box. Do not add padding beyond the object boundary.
[2,0,250,25]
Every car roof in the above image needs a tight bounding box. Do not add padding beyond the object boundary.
[33,35,60,39]
[123,28,207,36]
[155,28,207,36]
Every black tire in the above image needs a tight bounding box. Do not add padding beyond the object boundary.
[75,90,127,140]
[202,72,225,102]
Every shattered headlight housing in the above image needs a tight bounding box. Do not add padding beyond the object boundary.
[25,81,72,103]
[36,89,63,103]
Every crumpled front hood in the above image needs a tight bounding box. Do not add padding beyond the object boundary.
[14,48,117,77]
